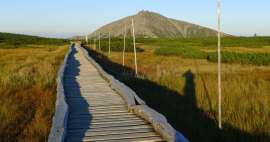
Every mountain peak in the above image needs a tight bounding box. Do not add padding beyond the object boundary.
[137,10,160,17]
[90,11,223,38]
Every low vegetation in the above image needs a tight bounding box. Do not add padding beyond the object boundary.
[0,33,68,142]
[0,32,67,48]
[85,36,270,142]
[85,38,143,52]
[152,37,270,65]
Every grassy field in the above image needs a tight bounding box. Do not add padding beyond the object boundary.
[0,33,68,142]
[85,37,270,142]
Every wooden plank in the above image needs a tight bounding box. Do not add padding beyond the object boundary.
[68,116,141,124]
[66,132,161,142]
[68,114,138,122]
[93,136,164,142]
[67,128,154,137]
[68,121,149,130]
[68,119,146,127]
[69,112,133,119]
[70,109,128,115]
[68,124,153,133]
[69,104,126,111]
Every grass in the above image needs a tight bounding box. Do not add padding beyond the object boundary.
[138,36,270,48]
[0,32,68,48]
[84,36,270,142]
[84,38,144,52]
[207,52,270,65]
[151,37,270,65]
[0,33,68,142]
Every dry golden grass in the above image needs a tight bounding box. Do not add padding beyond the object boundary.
[106,46,270,140]
[0,45,67,142]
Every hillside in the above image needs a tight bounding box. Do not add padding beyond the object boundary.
[89,10,226,38]
[0,32,67,48]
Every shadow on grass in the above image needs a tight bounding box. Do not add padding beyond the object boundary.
[83,45,270,142]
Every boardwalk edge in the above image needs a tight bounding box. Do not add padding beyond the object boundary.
[48,44,73,142]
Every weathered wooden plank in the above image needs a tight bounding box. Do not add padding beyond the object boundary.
[68,124,153,133]
[69,112,133,119]
[68,116,141,124]
[67,128,154,138]
[68,114,138,123]
[66,132,160,142]
[70,109,128,115]
[68,119,146,127]
[68,121,149,130]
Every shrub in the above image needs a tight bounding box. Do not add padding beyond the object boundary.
[91,38,144,52]
[207,52,270,65]
[155,46,206,59]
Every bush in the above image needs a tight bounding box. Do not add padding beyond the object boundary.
[207,52,270,65]
[155,46,206,59]
[93,38,144,52]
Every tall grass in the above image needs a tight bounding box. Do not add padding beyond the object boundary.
[0,45,67,142]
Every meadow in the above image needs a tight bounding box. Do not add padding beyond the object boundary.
[0,33,68,142]
[86,36,270,142]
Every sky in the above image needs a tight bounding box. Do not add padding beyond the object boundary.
[0,0,269,38]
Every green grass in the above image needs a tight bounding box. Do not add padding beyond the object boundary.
[85,38,144,52]
[155,46,206,59]
[138,36,270,48]
[207,52,270,65]
[149,37,270,65]
[0,32,68,48]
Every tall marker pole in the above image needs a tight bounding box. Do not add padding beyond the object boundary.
[122,25,126,66]
[94,32,96,50]
[108,32,111,57]
[85,35,88,44]
[132,18,138,75]
[217,0,222,129]
[99,32,101,51]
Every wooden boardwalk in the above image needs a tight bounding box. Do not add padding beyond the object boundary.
[64,46,164,142]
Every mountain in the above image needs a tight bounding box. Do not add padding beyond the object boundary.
[89,10,226,38]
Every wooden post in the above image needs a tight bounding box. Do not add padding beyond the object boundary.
[132,18,138,75]
[85,35,88,44]
[122,25,126,66]
[94,32,96,50]
[217,0,222,129]
[99,32,101,51]
[89,37,91,47]
[108,32,111,57]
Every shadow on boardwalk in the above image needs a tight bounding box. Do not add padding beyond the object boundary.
[82,45,270,142]
[64,46,92,141]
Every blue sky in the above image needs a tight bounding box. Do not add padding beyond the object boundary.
[0,0,269,38]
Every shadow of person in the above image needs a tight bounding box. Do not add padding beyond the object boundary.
[182,69,197,109]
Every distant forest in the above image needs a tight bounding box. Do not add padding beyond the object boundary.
[0,32,68,48]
